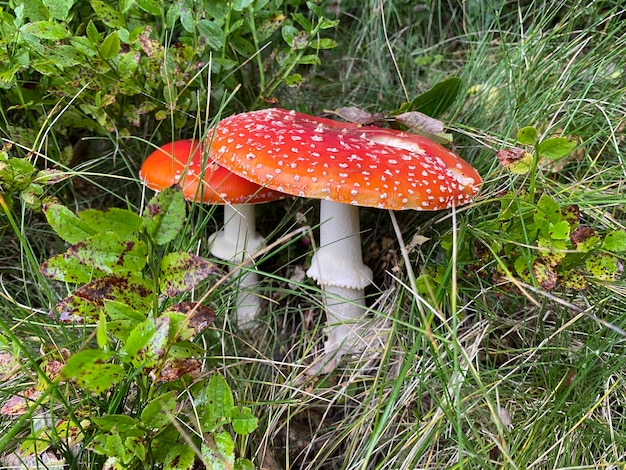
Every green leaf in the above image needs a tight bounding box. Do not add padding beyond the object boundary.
[141,391,177,429]
[44,204,97,244]
[92,414,140,432]
[122,317,169,367]
[197,19,225,50]
[406,77,462,118]
[97,310,108,349]
[79,208,143,238]
[90,0,126,29]
[66,232,147,274]
[231,407,258,435]
[548,220,570,240]
[142,186,186,245]
[202,431,235,469]
[105,300,146,341]
[232,0,254,11]
[517,126,538,145]
[159,252,214,296]
[55,275,153,323]
[604,230,626,252]
[61,350,125,394]
[281,25,298,47]
[206,373,234,420]
[586,254,622,281]
[298,54,321,65]
[311,38,337,49]
[86,20,100,43]
[136,0,161,15]
[164,444,195,470]
[21,21,71,40]
[534,194,562,227]
[537,137,576,160]
[42,0,75,20]
[100,31,120,59]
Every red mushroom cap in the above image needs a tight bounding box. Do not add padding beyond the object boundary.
[209,108,481,211]
[139,139,285,204]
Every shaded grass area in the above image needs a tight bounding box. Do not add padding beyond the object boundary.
[1,0,625,468]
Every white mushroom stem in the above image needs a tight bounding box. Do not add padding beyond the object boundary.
[209,204,265,326]
[306,200,373,362]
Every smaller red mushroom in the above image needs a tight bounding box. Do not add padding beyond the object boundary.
[139,139,285,325]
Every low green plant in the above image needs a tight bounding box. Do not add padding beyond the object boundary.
[0,0,338,142]
[439,126,625,297]
[1,186,257,469]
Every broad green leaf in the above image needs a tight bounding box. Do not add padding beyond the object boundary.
[517,126,538,145]
[136,0,161,15]
[61,350,124,394]
[141,391,177,429]
[100,31,120,59]
[513,255,533,281]
[92,414,140,432]
[586,253,621,281]
[197,19,225,50]
[285,73,303,87]
[105,300,147,340]
[42,0,75,20]
[603,230,626,252]
[159,252,214,296]
[44,204,96,244]
[548,220,570,240]
[537,137,576,160]
[163,302,216,340]
[122,316,169,367]
[231,407,258,435]
[206,373,234,420]
[86,20,100,42]
[201,431,235,470]
[90,0,125,29]
[311,38,337,49]
[534,194,562,227]
[281,25,298,47]
[40,252,106,283]
[66,232,147,273]
[142,186,186,245]
[297,54,321,65]
[232,0,254,11]
[21,21,71,40]
[79,208,143,238]
[164,444,195,470]
[55,275,153,323]
[406,77,462,118]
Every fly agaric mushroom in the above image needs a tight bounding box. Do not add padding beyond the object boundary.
[208,108,482,366]
[139,139,285,325]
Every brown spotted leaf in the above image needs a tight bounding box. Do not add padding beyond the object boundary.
[533,259,558,290]
[53,275,153,323]
[164,302,216,338]
[497,147,534,174]
[570,226,601,252]
[561,269,588,291]
[159,252,214,296]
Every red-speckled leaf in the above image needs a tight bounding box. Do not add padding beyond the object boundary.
[570,226,601,252]
[159,252,214,296]
[53,275,153,323]
[164,302,216,341]
[40,252,107,283]
[122,316,169,368]
[561,269,588,291]
[586,254,623,281]
[61,350,124,394]
[533,259,557,290]
[67,232,147,274]
[142,186,186,245]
